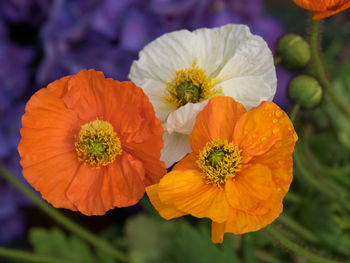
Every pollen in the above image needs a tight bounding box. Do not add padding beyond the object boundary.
[75,120,122,168]
[164,61,221,108]
[197,139,242,187]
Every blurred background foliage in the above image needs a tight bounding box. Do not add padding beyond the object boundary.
[0,0,350,262]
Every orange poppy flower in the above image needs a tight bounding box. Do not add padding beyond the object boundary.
[294,0,350,20]
[18,69,166,215]
[146,96,297,243]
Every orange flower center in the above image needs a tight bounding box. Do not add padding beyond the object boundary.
[75,120,122,168]
[164,62,221,108]
[197,139,242,187]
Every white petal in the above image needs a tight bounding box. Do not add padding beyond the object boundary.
[220,76,273,110]
[161,132,192,168]
[215,36,276,96]
[142,79,175,122]
[193,24,252,76]
[166,100,209,134]
[129,29,196,86]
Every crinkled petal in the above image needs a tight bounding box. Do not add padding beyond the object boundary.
[18,74,82,210]
[129,29,195,86]
[158,170,231,223]
[313,1,350,19]
[225,164,277,214]
[146,184,186,219]
[161,131,192,168]
[220,76,274,110]
[190,97,246,154]
[250,105,297,195]
[66,152,146,215]
[172,152,200,172]
[141,79,174,122]
[233,101,293,163]
[215,36,276,99]
[211,202,283,243]
[166,100,208,134]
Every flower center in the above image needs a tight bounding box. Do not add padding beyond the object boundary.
[197,139,242,187]
[75,120,122,168]
[164,62,221,108]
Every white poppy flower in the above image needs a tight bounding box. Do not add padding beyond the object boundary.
[129,24,277,168]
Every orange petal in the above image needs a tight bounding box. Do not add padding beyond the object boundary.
[146,184,186,219]
[211,222,226,244]
[293,0,327,11]
[18,73,83,210]
[64,70,166,185]
[233,101,293,163]
[211,201,282,241]
[158,170,231,223]
[226,203,283,234]
[190,97,246,154]
[20,152,79,210]
[172,152,200,172]
[250,107,297,195]
[66,152,146,215]
[225,164,277,215]
[313,1,350,19]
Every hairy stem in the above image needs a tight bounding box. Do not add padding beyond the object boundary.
[0,165,128,263]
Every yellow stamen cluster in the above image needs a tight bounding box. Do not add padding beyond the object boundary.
[75,120,122,168]
[164,62,221,108]
[197,139,242,187]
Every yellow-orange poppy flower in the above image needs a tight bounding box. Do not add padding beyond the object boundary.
[146,96,297,243]
[294,0,350,20]
[18,69,166,215]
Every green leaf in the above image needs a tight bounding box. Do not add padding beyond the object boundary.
[29,227,107,263]
[174,222,242,263]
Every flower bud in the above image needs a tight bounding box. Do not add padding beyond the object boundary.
[276,34,311,70]
[288,75,322,108]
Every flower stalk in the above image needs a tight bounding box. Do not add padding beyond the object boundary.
[0,247,80,263]
[0,165,128,263]
[310,20,350,119]
[265,226,347,263]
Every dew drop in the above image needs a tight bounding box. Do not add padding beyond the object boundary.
[273,127,280,134]
[275,142,282,148]
[273,119,278,123]
[275,110,283,118]
[261,137,267,143]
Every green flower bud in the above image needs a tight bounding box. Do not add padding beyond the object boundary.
[276,34,311,70]
[289,75,323,108]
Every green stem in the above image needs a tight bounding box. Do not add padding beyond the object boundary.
[277,215,319,244]
[0,165,128,263]
[310,20,350,119]
[255,249,285,263]
[243,235,256,263]
[289,104,300,123]
[0,247,80,263]
[265,226,348,263]
[294,144,350,212]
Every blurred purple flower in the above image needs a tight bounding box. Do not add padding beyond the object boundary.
[274,67,293,109]
[0,0,52,25]
[0,181,25,245]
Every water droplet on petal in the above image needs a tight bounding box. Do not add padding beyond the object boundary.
[273,119,278,123]
[275,110,283,118]
[275,142,282,148]
[273,127,280,134]
[261,137,267,143]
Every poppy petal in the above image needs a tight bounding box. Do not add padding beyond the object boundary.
[66,152,146,215]
[190,97,246,154]
[158,170,231,223]
[225,164,277,215]
[146,184,186,219]
[233,101,290,163]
